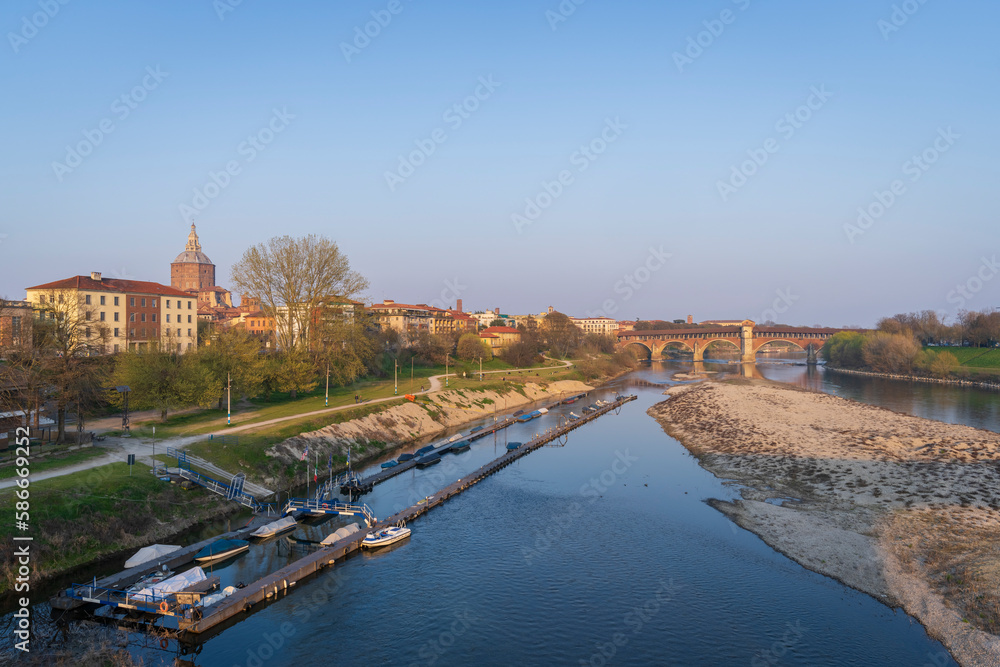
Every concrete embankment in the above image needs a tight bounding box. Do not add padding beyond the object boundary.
[648,378,1000,667]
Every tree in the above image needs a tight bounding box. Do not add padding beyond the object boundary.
[274,348,318,399]
[313,312,380,388]
[821,331,865,368]
[489,318,506,328]
[928,350,959,378]
[861,332,921,373]
[197,327,270,408]
[501,341,541,367]
[111,350,216,421]
[542,311,583,358]
[231,235,369,351]
[457,333,489,361]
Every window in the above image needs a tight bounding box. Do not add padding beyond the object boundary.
[187,315,192,323]
[166,314,171,323]
[152,314,157,323]
[187,328,192,336]
[84,326,91,337]
[177,343,182,352]
[58,294,64,303]
[151,299,157,308]
[130,298,135,307]
[141,298,146,307]
[140,313,146,323]
[187,343,192,351]
[130,328,135,337]
[153,328,158,337]
[84,294,91,305]
[114,296,120,306]
[113,344,120,353]
[114,327,119,337]
[85,311,91,321]
[177,328,181,337]
[166,300,171,308]
[188,301,192,309]
[100,295,106,306]
[99,311,105,322]
[141,328,146,337]
[114,312,119,322]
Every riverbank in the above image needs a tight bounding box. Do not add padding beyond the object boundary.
[826,365,1000,392]
[270,380,593,473]
[648,378,1000,667]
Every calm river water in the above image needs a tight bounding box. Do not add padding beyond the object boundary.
[14,360,1000,666]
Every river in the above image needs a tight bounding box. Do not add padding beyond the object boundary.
[14,359,1000,666]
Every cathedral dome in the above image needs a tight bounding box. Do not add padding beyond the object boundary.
[172,224,213,265]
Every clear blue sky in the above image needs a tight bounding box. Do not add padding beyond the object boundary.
[1,0,997,327]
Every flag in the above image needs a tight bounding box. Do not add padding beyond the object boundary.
[300,446,308,461]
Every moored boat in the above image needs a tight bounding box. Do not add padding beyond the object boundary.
[194,539,250,563]
[449,440,470,453]
[320,522,362,546]
[506,441,523,450]
[397,453,415,462]
[416,454,441,468]
[361,524,411,549]
[469,426,484,433]
[250,517,297,539]
[415,444,436,456]
[126,564,174,593]
[381,460,399,469]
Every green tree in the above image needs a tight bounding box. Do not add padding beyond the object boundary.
[542,311,583,358]
[111,351,216,420]
[457,333,489,361]
[861,332,921,373]
[197,327,269,408]
[929,350,959,378]
[274,348,318,399]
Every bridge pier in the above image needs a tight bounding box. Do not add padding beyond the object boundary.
[807,344,818,365]
[692,342,704,362]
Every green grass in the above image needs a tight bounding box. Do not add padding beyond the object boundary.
[0,462,224,592]
[925,347,1000,375]
[0,447,106,480]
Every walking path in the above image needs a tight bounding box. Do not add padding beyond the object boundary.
[1,358,575,490]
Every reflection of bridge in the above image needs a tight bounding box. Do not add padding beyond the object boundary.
[616,320,850,364]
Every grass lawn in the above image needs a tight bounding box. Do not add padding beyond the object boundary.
[0,447,106,480]
[0,462,223,592]
[925,347,1000,376]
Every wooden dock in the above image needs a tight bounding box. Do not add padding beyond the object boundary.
[177,394,636,635]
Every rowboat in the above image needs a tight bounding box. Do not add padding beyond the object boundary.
[362,525,411,549]
[194,539,250,563]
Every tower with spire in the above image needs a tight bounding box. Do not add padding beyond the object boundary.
[170,223,216,292]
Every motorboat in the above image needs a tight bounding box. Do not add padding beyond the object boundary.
[250,516,298,539]
[506,441,523,451]
[538,408,548,414]
[397,453,415,462]
[415,445,436,456]
[380,460,399,469]
[469,426,484,433]
[126,564,174,593]
[194,539,249,563]
[124,545,181,570]
[449,440,470,453]
[569,412,580,420]
[416,454,441,468]
[361,524,411,549]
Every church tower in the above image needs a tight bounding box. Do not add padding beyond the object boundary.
[170,224,216,292]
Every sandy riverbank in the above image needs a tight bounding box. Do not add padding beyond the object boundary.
[648,378,1000,666]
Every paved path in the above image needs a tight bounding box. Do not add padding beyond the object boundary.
[2,357,575,489]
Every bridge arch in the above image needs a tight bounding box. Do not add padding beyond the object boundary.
[753,339,807,354]
[656,340,695,358]
[622,341,653,360]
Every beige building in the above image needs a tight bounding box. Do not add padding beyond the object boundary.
[25,273,197,353]
[479,326,522,354]
[570,316,618,335]
[370,300,476,338]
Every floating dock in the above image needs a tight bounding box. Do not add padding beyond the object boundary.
[176,394,636,635]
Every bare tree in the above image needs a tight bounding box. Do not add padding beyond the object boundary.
[231,235,369,351]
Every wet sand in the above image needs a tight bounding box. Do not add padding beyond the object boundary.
[648,378,1000,666]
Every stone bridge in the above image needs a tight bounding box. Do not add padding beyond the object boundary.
[616,320,851,364]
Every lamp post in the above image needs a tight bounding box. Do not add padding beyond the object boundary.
[226,373,231,426]
[325,363,330,407]
[394,359,398,395]
[445,353,449,387]
[479,356,483,381]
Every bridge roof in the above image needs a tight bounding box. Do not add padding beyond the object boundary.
[618,326,857,338]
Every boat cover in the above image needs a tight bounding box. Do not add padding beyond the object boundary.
[125,545,181,569]
[133,567,207,602]
[251,516,297,537]
[197,585,236,608]
[321,523,361,546]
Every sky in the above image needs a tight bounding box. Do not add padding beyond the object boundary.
[1,0,998,328]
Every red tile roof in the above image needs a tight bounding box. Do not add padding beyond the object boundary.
[26,275,191,298]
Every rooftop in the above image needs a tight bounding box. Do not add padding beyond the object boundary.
[26,275,192,298]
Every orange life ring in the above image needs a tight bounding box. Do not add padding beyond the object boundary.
[158,600,169,613]
[160,638,168,649]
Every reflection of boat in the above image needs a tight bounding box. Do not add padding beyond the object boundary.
[194,539,250,563]
[320,522,362,546]
[397,453,415,462]
[506,441,522,451]
[250,516,297,539]
[416,454,441,468]
[362,525,411,549]
[380,460,399,469]
[469,426,484,433]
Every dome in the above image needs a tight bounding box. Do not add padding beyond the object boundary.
[172,224,213,265]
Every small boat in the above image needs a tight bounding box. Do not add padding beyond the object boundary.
[506,441,522,451]
[250,517,297,539]
[416,454,441,468]
[516,411,541,423]
[512,409,524,416]
[397,453,415,462]
[320,522,362,546]
[569,412,580,420]
[449,434,462,442]
[362,525,411,549]
[449,440,470,453]
[469,426,484,434]
[415,445,436,456]
[125,544,181,569]
[194,539,250,563]
[126,564,174,593]
[380,460,399,469]
[538,408,548,414]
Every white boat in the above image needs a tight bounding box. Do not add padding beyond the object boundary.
[126,564,174,593]
[250,516,298,539]
[125,544,181,569]
[362,524,411,549]
[538,407,549,414]
[320,522,362,546]
[132,567,207,603]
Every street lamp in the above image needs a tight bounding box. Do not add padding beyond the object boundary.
[394,359,398,395]
[479,356,483,381]
[445,353,449,387]
[226,373,231,426]
[325,363,330,407]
